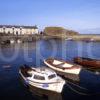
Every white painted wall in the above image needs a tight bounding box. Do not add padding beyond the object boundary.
[34,29,39,34]
[14,28,20,35]
[0,28,2,33]
[5,28,12,34]
[0,26,38,35]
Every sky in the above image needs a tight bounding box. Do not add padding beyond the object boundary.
[0,0,100,32]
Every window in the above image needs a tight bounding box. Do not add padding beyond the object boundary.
[26,73,32,77]
[20,27,22,34]
[48,74,56,79]
[34,75,45,80]
[3,27,5,33]
[12,27,15,34]
[16,31,18,35]
[8,31,10,34]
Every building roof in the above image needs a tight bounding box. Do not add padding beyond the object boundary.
[0,25,38,29]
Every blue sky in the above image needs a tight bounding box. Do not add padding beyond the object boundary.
[0,0,100,31]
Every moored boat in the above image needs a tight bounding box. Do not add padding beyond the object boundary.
[19,65,65,96]
[74,57,100,71]
[44,58,82,82]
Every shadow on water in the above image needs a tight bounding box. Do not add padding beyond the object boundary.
[0,40,100,100]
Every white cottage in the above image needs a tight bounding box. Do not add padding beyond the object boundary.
[0,25,38,35]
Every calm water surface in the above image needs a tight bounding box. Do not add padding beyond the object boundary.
[0,40,100,100]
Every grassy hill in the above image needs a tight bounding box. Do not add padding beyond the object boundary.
[44,27,79,36]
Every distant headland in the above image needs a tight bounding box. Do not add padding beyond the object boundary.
[43,27,100,41]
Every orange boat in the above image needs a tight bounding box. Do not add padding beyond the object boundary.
[74,57,100,71]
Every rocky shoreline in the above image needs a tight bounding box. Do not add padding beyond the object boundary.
[0,34,100,45]
[42,34,100,42]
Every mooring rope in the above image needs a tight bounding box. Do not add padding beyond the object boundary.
[65,80,88,90]
[65,80,100,96]
[66,82,89,95]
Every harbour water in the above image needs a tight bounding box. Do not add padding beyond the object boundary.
[0,39,100,100]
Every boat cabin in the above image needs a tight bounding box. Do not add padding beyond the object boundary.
[26,67,58,83]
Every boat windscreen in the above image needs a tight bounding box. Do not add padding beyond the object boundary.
[34,75,45,80]
[48,74,56,79]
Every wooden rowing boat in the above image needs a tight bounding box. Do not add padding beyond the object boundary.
[44,58,82,82]
[74,57,100,71]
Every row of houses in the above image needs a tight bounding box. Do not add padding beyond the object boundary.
[0,25,39,35]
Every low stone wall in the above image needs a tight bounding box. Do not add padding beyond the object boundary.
[0,34,100,44]
[0,34,41,44]
[44,34,100,41]
[66,35,100,41]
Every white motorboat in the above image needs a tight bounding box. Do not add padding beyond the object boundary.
[44,58,82,82]
[19,65,65,96]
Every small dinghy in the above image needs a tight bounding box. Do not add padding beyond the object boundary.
[44,58,82,82]
[19,65,65,96]
[74,57,100,71]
